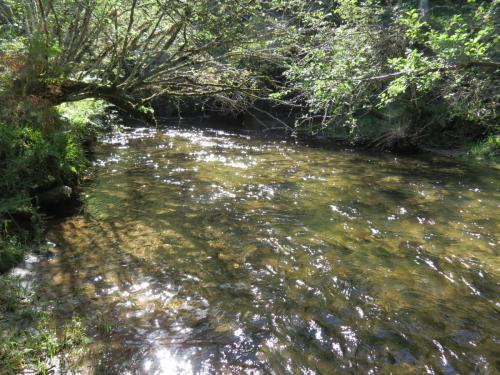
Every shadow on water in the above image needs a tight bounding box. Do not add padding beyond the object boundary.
[34,126,499,374]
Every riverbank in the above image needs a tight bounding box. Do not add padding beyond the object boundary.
[152,111,500,165]
[0,101,108,373]
[0,100,110,273]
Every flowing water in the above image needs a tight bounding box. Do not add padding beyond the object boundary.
[35,127,499,374]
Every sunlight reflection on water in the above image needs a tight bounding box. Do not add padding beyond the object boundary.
[142,347,193,375]
[36,126,500,374]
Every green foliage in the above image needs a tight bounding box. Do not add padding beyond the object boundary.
[272,0,499,148]
[273,0,387,133]
[468,134,500,161]
[0,276,89,374]
[0,0,267,119]
[57,100,106,130]
[380,50,441,107]
[1,0,497,152]
[0,1,112,272]
[0,106,100,271]
[0,236,25,274]
[399,9,427,43]
[0,121,87,196]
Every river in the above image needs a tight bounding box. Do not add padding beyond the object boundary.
[33,127,499,373]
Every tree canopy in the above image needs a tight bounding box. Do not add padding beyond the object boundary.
[270,0,499,146]
[1,0,267,124]
[0,0,498,147]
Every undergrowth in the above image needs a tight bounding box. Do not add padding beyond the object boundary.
[0,275,89,374]
[0,99,106,272]
[0,78,105,368]
[468,134,500,162]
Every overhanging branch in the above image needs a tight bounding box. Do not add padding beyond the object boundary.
[361,61,500,83]
[50,80,157,125]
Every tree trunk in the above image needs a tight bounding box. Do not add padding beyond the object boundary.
[419,0,429,21]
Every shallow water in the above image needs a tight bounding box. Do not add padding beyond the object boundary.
[38,127,499,374]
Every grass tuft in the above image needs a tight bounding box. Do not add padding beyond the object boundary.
[0,275,89,374]
[468,135,500,161]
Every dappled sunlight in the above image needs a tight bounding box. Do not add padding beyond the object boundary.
[34,127,499,373]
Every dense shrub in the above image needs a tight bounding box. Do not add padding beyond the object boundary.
[469,135,500,161]
[0,99,105,272]
[0,122,86,195]
[270,0,499,151]
[0,237,24,273]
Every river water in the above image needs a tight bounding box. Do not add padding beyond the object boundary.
[37,127,498,374]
